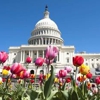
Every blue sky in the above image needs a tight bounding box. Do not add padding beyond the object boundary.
[0,0,100,53]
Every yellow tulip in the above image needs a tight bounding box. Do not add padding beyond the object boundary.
[79,64,90,75]
[2,69,9,76]
[54,78,59,83]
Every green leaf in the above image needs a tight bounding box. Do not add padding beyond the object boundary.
[72,90,78,100]
[61,90,68,100]
[47,90,57,100]
[61,82,66,91]
[27,90,38,100]
[44,65,55,99]
[77,87,85,100]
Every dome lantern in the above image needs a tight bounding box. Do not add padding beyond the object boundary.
[44,5,49,18]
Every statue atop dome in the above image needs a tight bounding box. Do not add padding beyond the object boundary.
[45,5,48,11]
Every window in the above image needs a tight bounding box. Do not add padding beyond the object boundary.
[91,59,93,61]
[40,70,44,74]
[92,64,94,68]
[34,53,36,55]
[67,58,69,63]
[27,53,29,55]
[30,70,34,74]
[86,63,88,65]
[14,53,16,55]
[67,53,69,55]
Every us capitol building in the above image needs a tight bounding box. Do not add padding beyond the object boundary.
[4,6,100,75]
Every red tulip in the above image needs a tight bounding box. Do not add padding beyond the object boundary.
[0,51,8,63]
[19,70,30,79]
[35,57,44,67]
[59,70,67,78]
[26,57,32,63]
[66,77,71,83]
[10,63,26,74]
[3,66,10,71]
[95,76,100,85]
[45,46,59,60]
[73,56,84,67]
[30,79,34,83]
[86,72,92,79]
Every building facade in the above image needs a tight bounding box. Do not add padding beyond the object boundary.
[4,6,100,75]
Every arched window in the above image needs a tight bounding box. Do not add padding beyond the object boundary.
[30,70,34,74]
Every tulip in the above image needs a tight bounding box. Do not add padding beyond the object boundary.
[59,70,67,78]
[0,77,3,84]
[65,66,72,73]
[54,78,59,83]
[86,72,92,79]
[77,75,87,82]
[66,77,71,83]
[19,70,30,79]
[23,71,30,78]
[2,69,9,76]
[3,66,10,71]
[30,79,34,83]
[44,58,54,65]
[35,57,44,67]
[30,74,35,78]
[73,56,84,67]
[79,64,90,75]
[0,51,8,63]
[45,45,59,60]
[95,76,100,85]
[87,82,91,89]
[10,74,17,78]
[10,63,26,74]
[26,57,32,63]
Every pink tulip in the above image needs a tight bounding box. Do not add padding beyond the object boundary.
[45,46,59,60]
[35,57,44,67]
[44,58,54,65]
[23,71,30,78]
[0,51,8,63]
[59,70,67,78]
[10,74,17,78]
[95,76,100,85]
[65,66,72,73]
[56,73,60,78]
[10,63,26,74]
[26,57,32,63]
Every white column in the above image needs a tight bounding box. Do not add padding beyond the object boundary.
[29,50,31,57]
[55,39,56,44]
[51,38,53,44]
[45,38,47,45]
[37,50,39,58]
[23,50,25,63]
[39,38,40,45]
[31,50,33,63]
[21,50,22,63]
[59,50,61,63]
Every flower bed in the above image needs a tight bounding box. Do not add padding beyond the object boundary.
[0,46,100,100]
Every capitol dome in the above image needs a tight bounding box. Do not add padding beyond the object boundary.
[28,6,63,45]
[34,6,59,31]
[35,18,58,30]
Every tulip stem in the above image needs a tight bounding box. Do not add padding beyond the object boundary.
[35,66,38,90]
[75,67,78,84]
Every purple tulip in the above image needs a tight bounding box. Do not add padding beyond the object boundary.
[45,46,59,60]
